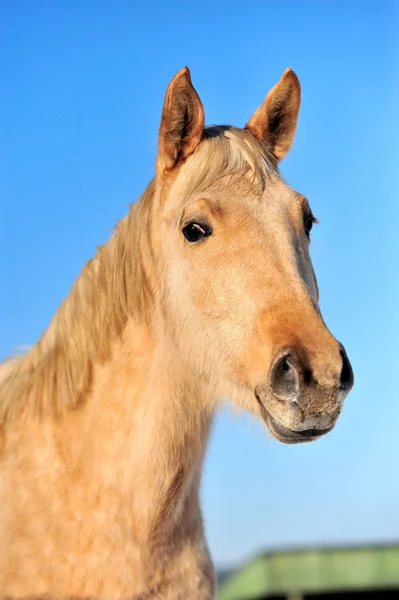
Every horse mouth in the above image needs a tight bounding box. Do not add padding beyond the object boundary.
[266,413,333,444]
[255,392,334,444]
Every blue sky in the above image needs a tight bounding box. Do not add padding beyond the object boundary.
[1,1,398,569]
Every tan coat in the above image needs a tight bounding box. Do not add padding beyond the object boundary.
[0,67,353,599]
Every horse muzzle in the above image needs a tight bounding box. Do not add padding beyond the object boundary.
[254,343,354,444]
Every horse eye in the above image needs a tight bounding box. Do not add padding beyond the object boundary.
[304,216,314,237]
[182,223,211,243]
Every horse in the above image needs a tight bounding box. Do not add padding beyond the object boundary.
[0,67,354,599]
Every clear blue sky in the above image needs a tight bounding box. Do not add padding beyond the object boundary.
[1,1,398,569]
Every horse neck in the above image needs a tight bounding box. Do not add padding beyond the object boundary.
[52,314,214,544]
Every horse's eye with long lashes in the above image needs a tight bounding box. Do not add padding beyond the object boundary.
[182,223,211,243]
[304,216,314,237]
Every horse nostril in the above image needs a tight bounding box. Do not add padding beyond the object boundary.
[339,346,354,392]
[269,349,300,403]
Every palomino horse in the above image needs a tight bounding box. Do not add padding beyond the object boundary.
[0,67,353,599]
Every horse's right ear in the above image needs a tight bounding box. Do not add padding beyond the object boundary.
[157,67,205,176]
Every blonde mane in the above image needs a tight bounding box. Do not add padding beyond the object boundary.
[189,125,275,195]
[0,126,275,425]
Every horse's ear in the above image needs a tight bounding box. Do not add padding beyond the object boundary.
[245,68,301,162]
[157,67,205,175]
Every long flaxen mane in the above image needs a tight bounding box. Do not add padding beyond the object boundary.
[0,126,276,426]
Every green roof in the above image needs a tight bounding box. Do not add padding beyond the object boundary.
[218,543,399,599]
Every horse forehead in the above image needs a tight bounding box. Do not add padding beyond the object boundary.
[223,174,297,215]
[162,170,296,228]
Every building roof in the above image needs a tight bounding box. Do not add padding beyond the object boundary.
[217,542,399,599]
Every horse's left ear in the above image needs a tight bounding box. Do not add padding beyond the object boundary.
[245,68,301,162]
[157,67,205,175]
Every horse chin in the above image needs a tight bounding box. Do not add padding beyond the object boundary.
[254,391,334,444]
[264,412,334,444]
